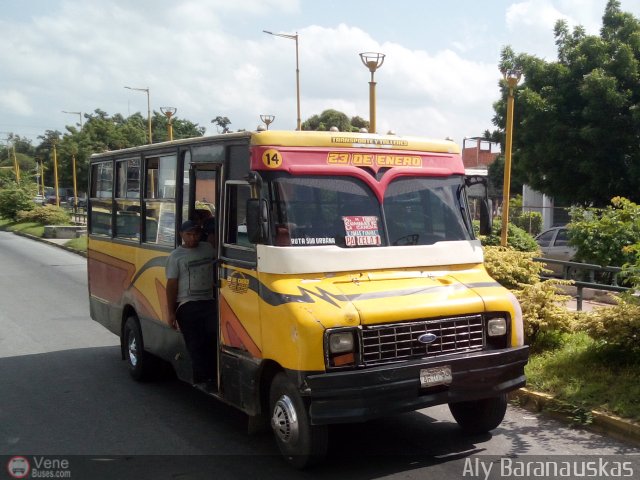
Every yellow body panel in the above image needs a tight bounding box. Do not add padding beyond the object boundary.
[88,237,169,323]
[219,262,519,372]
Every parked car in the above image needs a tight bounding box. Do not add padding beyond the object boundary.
[535,226,578,277]
[45,187,74,205]
[68,195,87,208]
[33,194,45,206]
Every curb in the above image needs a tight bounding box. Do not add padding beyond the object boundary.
[11,229,87,258]
[509,388,640,447]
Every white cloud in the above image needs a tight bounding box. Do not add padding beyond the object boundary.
[0,91,33,116]
[10,1,639,142]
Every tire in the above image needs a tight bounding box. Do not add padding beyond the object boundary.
[269,372,328,469]
[448,394,508,434]
[123,316,153,381]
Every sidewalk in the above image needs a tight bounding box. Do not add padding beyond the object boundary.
[565,298,615,312]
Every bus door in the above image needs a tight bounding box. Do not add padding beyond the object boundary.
[182,151,222,385]
[218,179,263,410]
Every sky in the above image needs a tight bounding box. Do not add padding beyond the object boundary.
[2,0,640,147]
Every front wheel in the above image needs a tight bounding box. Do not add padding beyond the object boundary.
[123,316,153,381]
[448,394,508,434]
[269,373,328,469]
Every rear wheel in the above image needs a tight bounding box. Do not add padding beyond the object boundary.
[448,394,508,434]
[123,316,153,381]
[269,373,328,469]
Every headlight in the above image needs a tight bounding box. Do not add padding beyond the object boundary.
[325,330,358,369]
[328,331,354,353]
[487,317,507,336]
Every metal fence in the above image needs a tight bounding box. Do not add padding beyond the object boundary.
[534,257,629,311]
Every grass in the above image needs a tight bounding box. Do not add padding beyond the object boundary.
[0,219,45,237]
[1,218,86,252]
[65,235,87,252]
[526,331,640,422]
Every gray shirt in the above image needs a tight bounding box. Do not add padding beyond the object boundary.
[166,242,215,305]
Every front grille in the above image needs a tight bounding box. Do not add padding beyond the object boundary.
[361,315,485,366]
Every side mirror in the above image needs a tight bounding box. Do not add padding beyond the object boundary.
[246,198,268,244]
[479,198,492,236]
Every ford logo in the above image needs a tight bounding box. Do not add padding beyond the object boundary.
[417,333,438,344]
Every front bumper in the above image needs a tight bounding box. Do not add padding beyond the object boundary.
[304,345,529,425]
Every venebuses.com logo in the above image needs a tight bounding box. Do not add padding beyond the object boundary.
[6,456,30,479]
[6,456,71,478]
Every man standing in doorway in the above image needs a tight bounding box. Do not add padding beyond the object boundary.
[166,220,217,391]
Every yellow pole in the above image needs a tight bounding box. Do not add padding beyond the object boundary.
[294,33,301,131]
[369,76,377,134]
[40,161,45,196]
[53,143,60,207]
[359,53,385,134]
[168,121,173,141]
[146,90,152,144]
[12,146,20,184]
[500,77,518,247]
[72,153,78,210]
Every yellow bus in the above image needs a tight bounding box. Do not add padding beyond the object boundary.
[88,130,528,467]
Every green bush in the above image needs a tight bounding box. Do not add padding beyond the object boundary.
[483,246,543,289]
[483,245,580,347]
[569,197,640,267]
[512,211,543,236]
[0,184,35,220]
[480,220,539,252]
[17,205,70,225]
[515,279,578,345]
[582,293,640,352]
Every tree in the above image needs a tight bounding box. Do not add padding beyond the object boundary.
[25,108,206,193]
[0,134,36,185]
[350,116,370,131]
[301,110,368,132]
[153,112,205,142]
[211,116,232,134]
[0,180,36,220]
[492,0,640,206]
[568,196,640,267]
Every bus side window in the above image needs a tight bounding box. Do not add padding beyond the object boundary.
[114,158,141,241]
[143,154,177,246]
[224,183,253,249]
[89,161,113,236]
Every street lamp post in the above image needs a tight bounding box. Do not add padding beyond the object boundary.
[125,86,152,144]
[11,145,20,184]
[160,107,177,141]
[1,134,20,183]
[260,114,275,130]
[263,30,301,130]
[359,52,385,134]
[52,140,60,207]
[62,110,83,129]
[62,111,83,209]
[499,68,522,247]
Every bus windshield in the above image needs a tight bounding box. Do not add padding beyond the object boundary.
[269,175,472,247]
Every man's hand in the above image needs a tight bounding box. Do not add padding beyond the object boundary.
[168,311,178,330]
[166,278,179,330]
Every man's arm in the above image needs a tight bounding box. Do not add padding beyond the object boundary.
[166,278,179,329]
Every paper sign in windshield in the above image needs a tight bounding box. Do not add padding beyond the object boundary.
[343,216,381,247]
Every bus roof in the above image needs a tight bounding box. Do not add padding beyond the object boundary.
[89,130,460,161]
[251,130,460,154]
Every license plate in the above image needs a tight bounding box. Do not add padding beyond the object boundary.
[420,366,452,388]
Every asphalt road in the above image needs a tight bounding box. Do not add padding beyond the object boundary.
[0,231,638,479]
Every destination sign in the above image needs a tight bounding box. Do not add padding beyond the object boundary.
[327,152,422,167]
